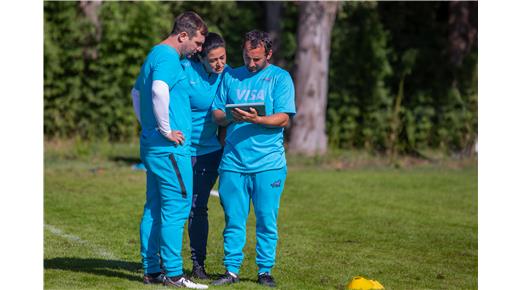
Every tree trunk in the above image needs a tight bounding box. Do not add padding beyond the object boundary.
[265,1,284,67]
[79,0,103,60]
[288,1,338,156]
[448,1,477,66]
[448,1,477,157]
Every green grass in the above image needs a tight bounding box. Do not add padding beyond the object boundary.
[44,141,477,289]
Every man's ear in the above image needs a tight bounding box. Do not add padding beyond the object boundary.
[266,49,273,61]
[178,31,189,43]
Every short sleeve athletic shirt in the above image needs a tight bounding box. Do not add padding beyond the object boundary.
[181,58,229,156]
[134,44,192,155]
[212,64,296,173]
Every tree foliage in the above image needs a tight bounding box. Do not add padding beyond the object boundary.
[44,1,477,154]
[44,2,172,140]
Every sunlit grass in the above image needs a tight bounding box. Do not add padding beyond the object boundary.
[44,141,477,289]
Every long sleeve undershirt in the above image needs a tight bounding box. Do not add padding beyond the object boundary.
[151,80,171,137]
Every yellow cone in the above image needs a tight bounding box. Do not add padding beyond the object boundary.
[346,276,384,290]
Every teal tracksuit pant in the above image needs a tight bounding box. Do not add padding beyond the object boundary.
[218,167,287,274]
[139,151,192,277]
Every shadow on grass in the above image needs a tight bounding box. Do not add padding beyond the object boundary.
[44,257,259,283]
[44,257,141,282]
[202,272,258,283]
[110,156,141,165]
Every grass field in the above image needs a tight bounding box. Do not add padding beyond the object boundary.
[44,141,477,289]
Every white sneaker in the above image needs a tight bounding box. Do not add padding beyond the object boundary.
[164,275,209,289]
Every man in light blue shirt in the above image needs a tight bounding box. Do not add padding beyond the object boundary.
[211,30,296,288]
[131,11,209,289]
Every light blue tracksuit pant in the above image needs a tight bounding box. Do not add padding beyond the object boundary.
[139,151,192,277]
[218,167,287,275]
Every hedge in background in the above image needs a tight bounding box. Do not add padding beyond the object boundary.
[44,2,477,154]
[45,2,172,140]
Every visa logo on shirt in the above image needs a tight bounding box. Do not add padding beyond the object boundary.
[236,89,265,102]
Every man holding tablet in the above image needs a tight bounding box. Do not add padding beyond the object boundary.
[211,30,296,288]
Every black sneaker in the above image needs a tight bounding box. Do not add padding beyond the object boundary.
[192,264,210,280]
[163,275,208,289]
[257,272,276,288]
[211,271,240,286]
[143,272,165,284]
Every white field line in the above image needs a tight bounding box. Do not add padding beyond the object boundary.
[45,224,118,260]
[210,189,219,197]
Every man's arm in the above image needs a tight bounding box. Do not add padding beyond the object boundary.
[151,80,172,137]
[152,80,185,145]
[131,88,141,124]
[232,108,290,128]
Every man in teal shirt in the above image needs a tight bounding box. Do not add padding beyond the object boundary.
[132,11,209,289]
[211,30,296,288]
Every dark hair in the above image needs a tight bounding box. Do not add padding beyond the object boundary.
[200,32,226,57]
[242,29,272,56]
[171,11,208,38]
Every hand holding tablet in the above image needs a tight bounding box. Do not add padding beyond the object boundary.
[225,102,266,121]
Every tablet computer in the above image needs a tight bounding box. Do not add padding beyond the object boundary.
[225,102,266,120]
